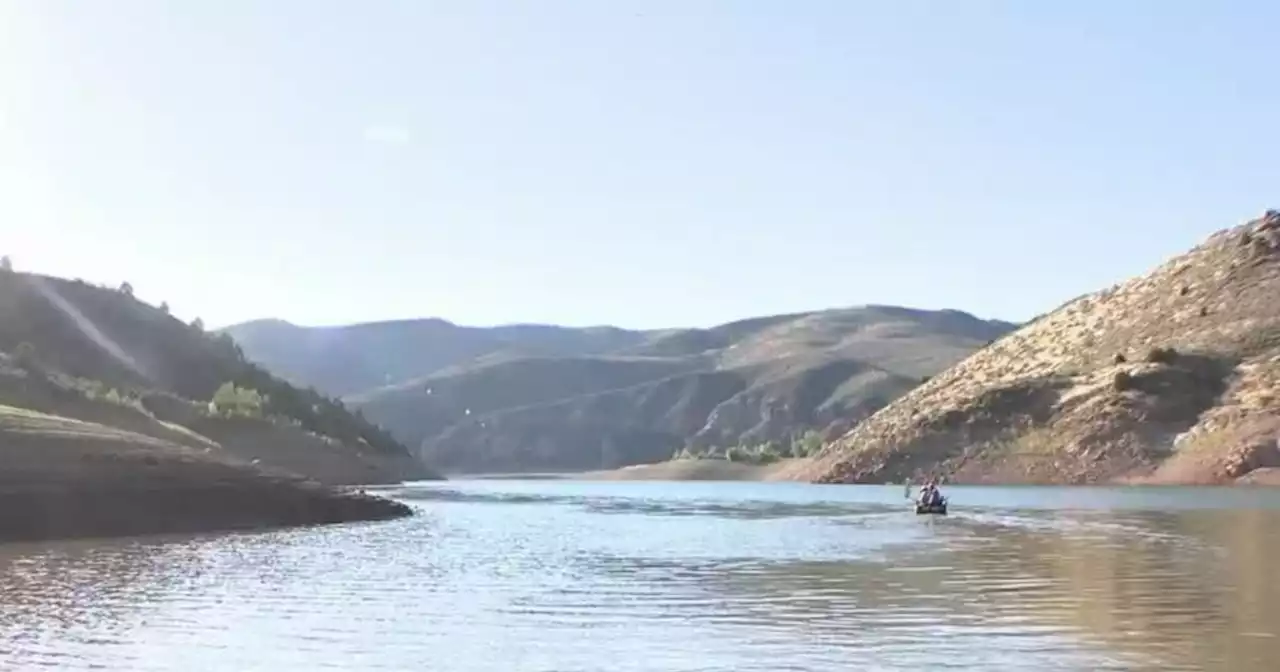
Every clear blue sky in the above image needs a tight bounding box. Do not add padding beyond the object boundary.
[2,1,1276,330]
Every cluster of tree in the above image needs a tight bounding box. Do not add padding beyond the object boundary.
[670,429,828,465]
[73,377,146,411]
[209,381,268,418]
[221,360,406,455]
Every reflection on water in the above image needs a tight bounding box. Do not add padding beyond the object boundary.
[2,481,1279,670]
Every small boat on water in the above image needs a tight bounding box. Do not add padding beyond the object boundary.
[915,499,948,515]
[907,479,948,515]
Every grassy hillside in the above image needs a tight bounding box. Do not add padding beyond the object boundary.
[229,305,1015,474]
[0,271,438,487]
[786,210,1280,486]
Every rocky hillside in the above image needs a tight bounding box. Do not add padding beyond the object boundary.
[786,210,1280,486]
[228,306,1015,473]
[0,270,438,486]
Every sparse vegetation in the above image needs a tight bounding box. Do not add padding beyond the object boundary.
[0,269,436,483]
[791,429,826,457]
[209,382,268,418]
[70,377,147,412]
[669,430,824,466]
[674,441,786,465]
[277,307,1011,473]
[798,209,1280,486]
[0,269,431,543]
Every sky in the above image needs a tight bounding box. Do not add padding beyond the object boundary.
[1,1,1277,330]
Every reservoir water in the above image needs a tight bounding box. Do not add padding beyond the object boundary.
[2,480,1280,671]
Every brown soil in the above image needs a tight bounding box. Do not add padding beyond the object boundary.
[789,210,1280,486]
[0,405,410,543]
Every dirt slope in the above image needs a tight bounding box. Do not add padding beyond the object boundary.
[0,404,410,543]
[787,210,1280,485]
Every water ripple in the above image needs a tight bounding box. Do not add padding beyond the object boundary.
[1,481,1279,670]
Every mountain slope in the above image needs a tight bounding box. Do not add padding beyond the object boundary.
[786,210,1280,486]
[235,306,1015,474]
[221,318,648,397]
[0,271,438,486]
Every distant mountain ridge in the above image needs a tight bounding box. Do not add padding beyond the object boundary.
[223,306,1017,473]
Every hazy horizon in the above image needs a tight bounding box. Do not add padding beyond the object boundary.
[212,301,1023,332]
[3,1,1276,330]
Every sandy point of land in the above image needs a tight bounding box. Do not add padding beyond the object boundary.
[578,458,812,482]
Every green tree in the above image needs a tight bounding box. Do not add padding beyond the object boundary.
[791,429,825,457]
[0,255,12,272]
[119,281,134,296]
[191,317,205,331]
[210,382,267,418]
[159,301,170,314]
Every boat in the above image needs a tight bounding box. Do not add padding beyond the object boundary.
[915,497,948,515]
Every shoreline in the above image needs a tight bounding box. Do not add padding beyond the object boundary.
[0,482,413,545]
[553,458,810,482]
[0,405,415,545]
[454,459,1280,487]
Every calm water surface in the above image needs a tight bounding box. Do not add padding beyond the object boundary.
[3,481,1280,671]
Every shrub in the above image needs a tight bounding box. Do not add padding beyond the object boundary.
[755,447,781,465]
[790,429,825,457]
[1145,346,1178,364]
[0,255,12,272]
[1112,370,1134,392]
[210,381,268,418]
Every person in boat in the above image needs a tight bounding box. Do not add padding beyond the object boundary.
[918,480,944,507]
[927,480,945,506]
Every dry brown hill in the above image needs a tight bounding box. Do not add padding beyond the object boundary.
[0,271,435,485]
[0,269,431,541]
[785,210,1280,486]
[338,307,1014,473]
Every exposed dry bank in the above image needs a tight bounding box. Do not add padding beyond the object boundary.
[580,457,809,481]
[0,404,410,543]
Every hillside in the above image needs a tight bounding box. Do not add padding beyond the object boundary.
[786,210,1280,486]
[0,401,410,542]
[0,270,438,489]
[228,306,1016,474]
[222,318,648,397]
